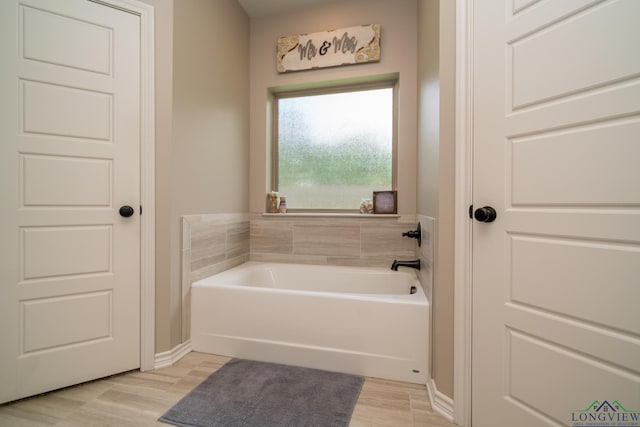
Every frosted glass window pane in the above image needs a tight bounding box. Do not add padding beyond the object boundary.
[277,87,393,210]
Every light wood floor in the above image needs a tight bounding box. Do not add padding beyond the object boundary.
[0,352,456,427]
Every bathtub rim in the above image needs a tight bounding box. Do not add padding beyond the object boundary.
[191,261,428,304]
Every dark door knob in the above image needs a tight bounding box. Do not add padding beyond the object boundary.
[474,206,497,223]
[119,205,135,217]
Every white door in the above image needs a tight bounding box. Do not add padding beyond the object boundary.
[472,0,640,426]
[0,0,141,403]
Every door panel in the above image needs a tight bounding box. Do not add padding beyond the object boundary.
[472,0,640,425]
[22,80,113,140]
[507,331,639,424]
[21,154,112,207]
[22,5,112,74]
[510,0,639,108]
[21,225,112,280]
[510,119,640,205]
[0,0,140,403]
[22,291,112,353]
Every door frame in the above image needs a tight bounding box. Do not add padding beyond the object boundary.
[90,0,156,372]
[453,0,473,425]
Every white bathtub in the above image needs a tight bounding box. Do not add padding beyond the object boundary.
[191,262,429,384]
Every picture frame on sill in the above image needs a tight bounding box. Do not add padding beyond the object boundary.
[373,190,397,214]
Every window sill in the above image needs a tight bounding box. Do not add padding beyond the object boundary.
[261,213,400,218]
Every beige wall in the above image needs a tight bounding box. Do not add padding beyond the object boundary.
[417,0,456,399]
[248,0,418,215]
[437,0,456,400]
[146,0,250,353]
[418,1,439,218]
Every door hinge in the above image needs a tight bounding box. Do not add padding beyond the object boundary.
[140,205,142,215]
[469,204,473,219]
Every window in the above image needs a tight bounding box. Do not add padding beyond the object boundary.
[272,81,396,211]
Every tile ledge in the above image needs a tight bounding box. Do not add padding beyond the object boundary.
[261,213,400,218]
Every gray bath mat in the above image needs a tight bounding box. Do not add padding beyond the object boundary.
[159,358,364,427]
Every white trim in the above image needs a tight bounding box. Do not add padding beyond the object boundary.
[427,379,455,423]
[454,0,473,426]
[136,0,156,374]
[154,341,192,370]
[95,0,156,372]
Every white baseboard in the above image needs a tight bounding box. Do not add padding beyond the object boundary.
[153,339,192,370]
[427,378,455,423]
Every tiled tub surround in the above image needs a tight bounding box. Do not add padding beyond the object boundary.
[250,214,418,267]
[416,215,435,302]
[180,213,433,340]
[181,214,250,339]
[250,214,434,301]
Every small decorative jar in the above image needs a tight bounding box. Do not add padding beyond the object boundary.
[268,191,278,213]
[279,196,287,213]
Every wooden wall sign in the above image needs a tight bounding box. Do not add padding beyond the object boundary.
[277,24,381,73]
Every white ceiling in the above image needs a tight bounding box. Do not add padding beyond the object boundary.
[237,0,344,18]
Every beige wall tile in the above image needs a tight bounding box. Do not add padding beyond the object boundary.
[226,222,250,259]
[293,224,360,257]
[190,255,249,283]
[182,214,251,344]
[190,225,226,272]
[361,222,416,258]
[182,218,191,250]
[185,215,251,277]
[182,248,191,341]
[327,256,394,268]
[249,253,328,265]
[417,215,435,302]
[248,216,422,267]
[250,221,293,254]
